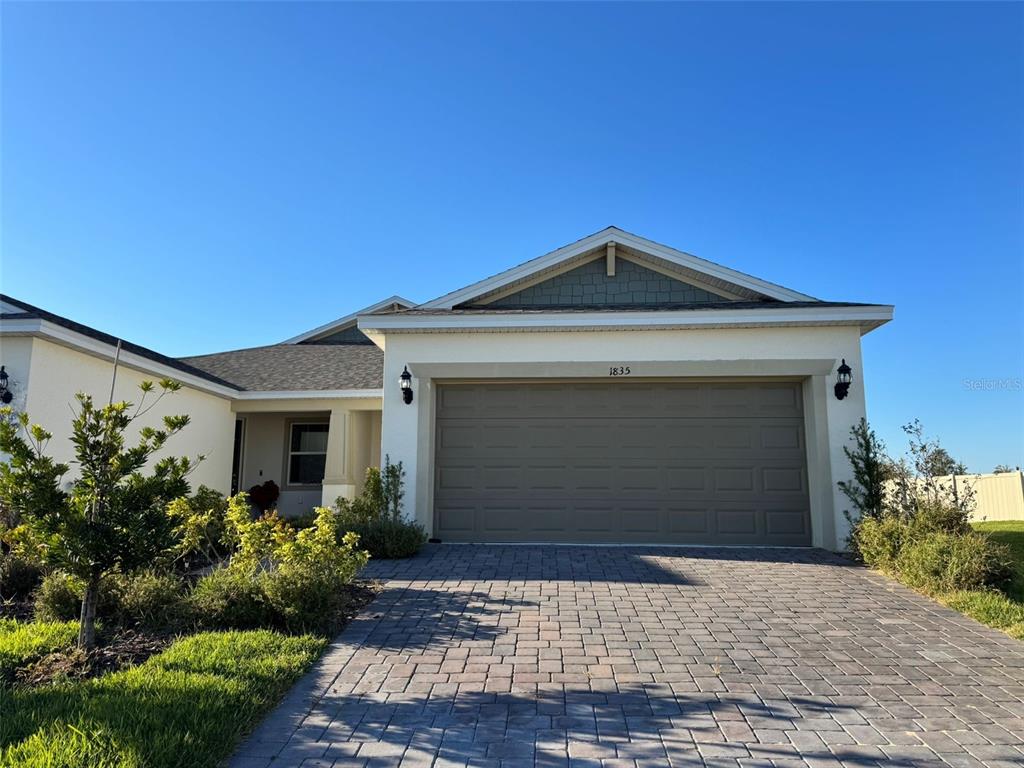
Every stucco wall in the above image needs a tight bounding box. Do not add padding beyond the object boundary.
[378,325,870,551]
[7,337,235,493]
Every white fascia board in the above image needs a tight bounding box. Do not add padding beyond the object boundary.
[1,318,240,399]
[282,295,415,344]
[232,388,383,401]
[359,305,894,333]
[420,227,817,308]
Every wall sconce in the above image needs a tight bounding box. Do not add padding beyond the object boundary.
[834,359,852,400]
[0,366,11,405]
[399,366,413,404]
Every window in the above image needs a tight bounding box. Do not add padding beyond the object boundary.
[287,422,329,486]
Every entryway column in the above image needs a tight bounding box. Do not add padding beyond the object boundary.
[321,406,355,506]
[345,411,373,494]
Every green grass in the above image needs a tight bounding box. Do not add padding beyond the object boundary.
[0,619,79,683]
[973,521,1024,600]
[944,521,1024,640]
[0,629,326,768]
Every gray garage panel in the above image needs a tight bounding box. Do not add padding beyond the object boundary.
[433,381,811,545]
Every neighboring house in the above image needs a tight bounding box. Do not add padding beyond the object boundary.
[0,227,893,549]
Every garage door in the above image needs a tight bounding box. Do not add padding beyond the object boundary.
[433,381,811,545]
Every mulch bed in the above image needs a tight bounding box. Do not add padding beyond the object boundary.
[11,579,384,688]
[324,580,384,634]
[16,628,173,687]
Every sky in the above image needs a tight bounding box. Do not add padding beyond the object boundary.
[2,2,1022,472]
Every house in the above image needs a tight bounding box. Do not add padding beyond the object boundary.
[0,227,893,550]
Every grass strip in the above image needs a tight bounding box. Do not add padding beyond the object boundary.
[0,629,325,768]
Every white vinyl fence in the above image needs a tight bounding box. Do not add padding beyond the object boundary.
[884,471,1024,522]
[962,471,1024,522]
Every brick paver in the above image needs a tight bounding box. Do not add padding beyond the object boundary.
[230,545,1024,767]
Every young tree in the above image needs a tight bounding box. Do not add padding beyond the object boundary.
[0,380,196,648]
[838,419,889,522]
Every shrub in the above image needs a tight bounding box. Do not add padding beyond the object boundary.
[166,486,231,570]
[259,510,369,633]
[896,532,1011,594]
[194,506,369,633]
[334,458,424,559]
[336,466,384,523]
[911,497,971,536]
[851,514,907,573]
[33,572,85,622]
[108,570,189,631]
[338,517,426,560]
[0,554,43,600]
[189,567,272,631]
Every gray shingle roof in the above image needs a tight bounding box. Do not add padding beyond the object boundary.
[1,294,241,390]
[365,300,877,316]
[180,343,383,392]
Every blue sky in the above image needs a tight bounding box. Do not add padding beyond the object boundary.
[2,2,1022,471]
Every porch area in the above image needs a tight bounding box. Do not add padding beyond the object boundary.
[231,397,383,517]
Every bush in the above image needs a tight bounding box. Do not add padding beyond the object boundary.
[33,572,85,622]
[108,571,189,631]
[896,531,1011,594]
[338,517,426,560]
[166,486,231,570]
[257,509,369,633]
[0,554,43,600]
[851,514,907,573]
[334,458,424,559]
[911,497,971,536]
[192,506,369,634]
[189,567,272,631]
[35,570,189,631]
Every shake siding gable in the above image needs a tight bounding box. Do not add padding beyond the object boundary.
[479,257,732,308]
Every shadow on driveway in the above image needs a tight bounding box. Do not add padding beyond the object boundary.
[363,543,856,586]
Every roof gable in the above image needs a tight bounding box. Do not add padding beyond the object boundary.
[283,295,414,344]
[422,227,817,309]
[476,255,732,309]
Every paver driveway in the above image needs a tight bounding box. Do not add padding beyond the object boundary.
[231,546,1024,768]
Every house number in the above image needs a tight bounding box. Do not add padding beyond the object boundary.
[608,366,631,376]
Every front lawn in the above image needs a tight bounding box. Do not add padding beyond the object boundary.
[0,619,79,684]
[0,630,325,768]
[946,521,1024,640]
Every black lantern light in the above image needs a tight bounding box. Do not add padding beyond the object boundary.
[834,359,853,400]
[399,366,413,404]
[0,366,11,405]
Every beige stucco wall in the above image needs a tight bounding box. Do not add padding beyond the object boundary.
[378,325,871,551]
[2,337,235,493]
